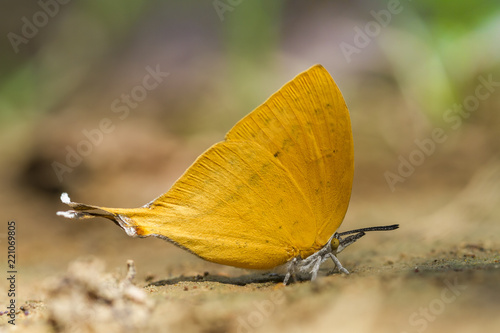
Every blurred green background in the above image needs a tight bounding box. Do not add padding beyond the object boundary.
[1,0,500,331]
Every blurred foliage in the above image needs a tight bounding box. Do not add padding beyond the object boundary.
[377,0,500,124]
[412,0,499,31]
[0,0,151,126]
[0,63,37,122]
[223,0,284,115]
[0,0,499,130]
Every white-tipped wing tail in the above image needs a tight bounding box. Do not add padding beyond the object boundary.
[60,192,71,204]
[56,192,146,237]
[57,192,117,220]
[56,210,79,218]
[57,192,83,219]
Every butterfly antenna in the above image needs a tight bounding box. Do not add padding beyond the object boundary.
[338,224,399,237]
[335,224,399,254]
[338,231,365,248]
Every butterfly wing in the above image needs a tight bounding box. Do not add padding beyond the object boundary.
[58,65,353,269]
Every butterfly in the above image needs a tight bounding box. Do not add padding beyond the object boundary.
[58,65,398,284]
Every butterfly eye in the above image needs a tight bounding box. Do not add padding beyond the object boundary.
[330,238,340,251]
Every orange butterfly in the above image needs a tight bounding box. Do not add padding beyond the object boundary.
[58,65,398,284]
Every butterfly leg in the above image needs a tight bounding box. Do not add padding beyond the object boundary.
[308,256,323,281]
[299,254,318,272]
[283,257,299,285]
[328,253,349,275]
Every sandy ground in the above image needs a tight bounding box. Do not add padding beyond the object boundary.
[2,234,499,333]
